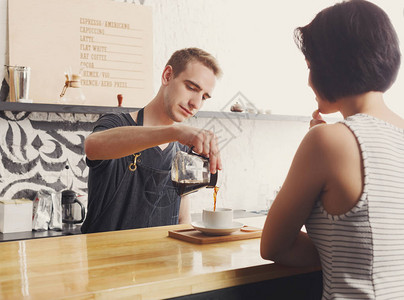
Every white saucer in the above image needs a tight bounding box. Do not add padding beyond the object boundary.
[191,221,244,236]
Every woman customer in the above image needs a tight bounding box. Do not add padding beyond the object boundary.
[260,0,404,299]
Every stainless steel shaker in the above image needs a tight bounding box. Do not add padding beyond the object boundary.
[4,65,31,102]
[13,66,31,102]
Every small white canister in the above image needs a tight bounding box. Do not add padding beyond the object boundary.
[0,199,33,233]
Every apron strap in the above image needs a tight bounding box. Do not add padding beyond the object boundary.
[136,108,144,126]
[129,107,144,171]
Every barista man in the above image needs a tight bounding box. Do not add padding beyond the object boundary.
[81,48,222,233]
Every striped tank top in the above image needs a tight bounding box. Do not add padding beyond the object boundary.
[305,113,404,299]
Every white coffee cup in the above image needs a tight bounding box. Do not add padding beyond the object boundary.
[202,208,233,229]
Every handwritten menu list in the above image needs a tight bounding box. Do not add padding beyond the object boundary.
[8,0,153,107]
[79,17,145,91]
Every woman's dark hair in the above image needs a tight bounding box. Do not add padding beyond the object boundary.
[294,0,401,102]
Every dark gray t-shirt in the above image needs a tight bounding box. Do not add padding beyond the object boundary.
[81,112,186,233]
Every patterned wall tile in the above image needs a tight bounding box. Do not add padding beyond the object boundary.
[0,111,99,202]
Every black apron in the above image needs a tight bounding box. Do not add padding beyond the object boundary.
[82,108,182,233]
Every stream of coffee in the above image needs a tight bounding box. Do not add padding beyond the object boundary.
[213,186,219,211]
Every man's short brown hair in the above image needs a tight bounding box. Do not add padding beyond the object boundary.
[166,48,222,78]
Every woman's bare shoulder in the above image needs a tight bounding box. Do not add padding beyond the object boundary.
[306,122,356,147]
[300,123,359,169]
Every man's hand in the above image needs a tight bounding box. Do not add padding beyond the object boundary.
[310,109,326,129]
[176,125,222,174]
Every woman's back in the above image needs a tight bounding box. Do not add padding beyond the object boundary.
[306,113,404,299]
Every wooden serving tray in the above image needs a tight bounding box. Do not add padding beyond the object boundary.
[168,226,262,244]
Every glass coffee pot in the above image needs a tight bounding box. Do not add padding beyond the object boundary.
[59,73,86,104]
[171,148,218,195]
[61,190,86,229]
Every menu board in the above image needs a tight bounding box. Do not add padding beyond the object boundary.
[8,0,153,107]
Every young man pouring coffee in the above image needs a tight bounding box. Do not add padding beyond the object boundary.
[81,48,222,233]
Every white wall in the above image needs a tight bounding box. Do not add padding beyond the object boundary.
[0,0,7,79]
[147,0,335,116]
[184,115,309,213]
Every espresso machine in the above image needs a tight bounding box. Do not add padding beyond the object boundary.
[61,190,85,231]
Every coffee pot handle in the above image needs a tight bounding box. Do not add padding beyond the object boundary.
[73,198,86,223]
[187,146,219,183]
[187,146,210,160]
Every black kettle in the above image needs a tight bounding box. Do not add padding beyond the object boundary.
[61,190,86,227]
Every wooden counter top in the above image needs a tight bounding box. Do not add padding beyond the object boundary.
[0,217,320,299]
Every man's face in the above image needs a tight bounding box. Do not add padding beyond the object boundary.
[163,61,216,123]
